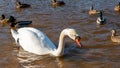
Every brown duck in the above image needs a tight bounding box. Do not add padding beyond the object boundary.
[111,29,120,43]
[52,0,65,7]
[16,1,30,9]
[0,15,9,24]
[114,2,120,11]
[89,5,99,15]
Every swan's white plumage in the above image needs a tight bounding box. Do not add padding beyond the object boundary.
[11,27,56,55]
[10,27,81,57]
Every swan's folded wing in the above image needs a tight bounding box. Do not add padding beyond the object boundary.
[18,27,57,53]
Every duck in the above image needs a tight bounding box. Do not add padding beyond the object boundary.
[8,16,32,28]
[0,14,9,24]
[89,5,100,15]
[9,16,82,57]
[96,11,106,25]
[114,2,120,12]
[111,29,120,43]
[52,0,65,7]
[16,1,30,9]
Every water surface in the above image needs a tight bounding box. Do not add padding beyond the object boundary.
[0,0,120,68]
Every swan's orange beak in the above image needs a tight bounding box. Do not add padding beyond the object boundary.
[75,36,82,47]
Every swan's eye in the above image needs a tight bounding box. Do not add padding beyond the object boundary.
[75,36,81,40]
[70,34,75,37]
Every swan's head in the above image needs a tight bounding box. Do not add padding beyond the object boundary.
[64,28,82,47]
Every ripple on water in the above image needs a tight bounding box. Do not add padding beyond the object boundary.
[0,0,120,68]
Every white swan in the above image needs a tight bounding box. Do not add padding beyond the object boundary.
[9,17,82,57]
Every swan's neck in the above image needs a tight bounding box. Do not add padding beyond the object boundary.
[53,30,66,57]
[10,28,18,44]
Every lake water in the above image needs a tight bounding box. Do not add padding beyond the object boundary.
[0,0,120,68]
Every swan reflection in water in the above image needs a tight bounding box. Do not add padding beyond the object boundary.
[14,47,64,68]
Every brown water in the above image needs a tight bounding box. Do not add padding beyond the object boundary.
[0,0,120,68]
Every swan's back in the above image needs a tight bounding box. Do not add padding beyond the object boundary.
[16,27,56,55]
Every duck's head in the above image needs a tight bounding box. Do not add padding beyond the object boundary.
[9,16,16,22]
[111,29,117,36]
[99,11,103,16]
[98,11,103,19]
[90,5,94,10]
[8,16,17,27]
[52,0,56,3]
[0,14,10,24]
[111,30,116,35]
[16,1,21,5]
[1,14,5,20]
[63,28,82,47]
[118,2,120,6]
